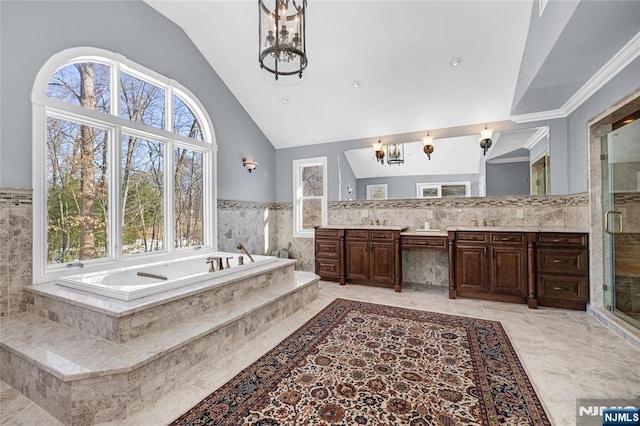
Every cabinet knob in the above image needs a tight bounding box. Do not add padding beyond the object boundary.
[552,259,564,263]
[552,286,566,291]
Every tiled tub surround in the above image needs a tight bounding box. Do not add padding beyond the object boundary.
[27,260,297,343]
[1,260,319,425]
[217,199,278,256]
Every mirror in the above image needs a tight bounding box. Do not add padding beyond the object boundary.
[338,127,549,200]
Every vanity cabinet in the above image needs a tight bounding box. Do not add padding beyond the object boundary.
[346,229,401,290]
[314,226,405,291]
[314,227,345,284]
[450,231,535,305]
[536,232,589,310]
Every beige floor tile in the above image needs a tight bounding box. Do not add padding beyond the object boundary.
[1,280,638,426]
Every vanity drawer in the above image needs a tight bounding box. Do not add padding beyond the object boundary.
[402,236,447,249]
[315,240,342,259]
[315,228,342,239]
[537,274,588,302]
[538,233,587,247]
[456,232,488,243]
[490,232,525,245]
[315,259,341,278]
[345,229,369,240]
[369,230,394,241]
[537,248,588,275]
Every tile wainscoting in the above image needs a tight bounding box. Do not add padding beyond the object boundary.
[0,189,590,318]
[275,194,590,286]
[0,189,32,317]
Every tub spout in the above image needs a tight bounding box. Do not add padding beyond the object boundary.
[236,243,255,263]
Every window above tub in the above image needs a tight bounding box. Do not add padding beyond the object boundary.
[32,48,217,282]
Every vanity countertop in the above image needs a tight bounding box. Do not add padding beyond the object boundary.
[317,225,409,231]
[445,226,589,233]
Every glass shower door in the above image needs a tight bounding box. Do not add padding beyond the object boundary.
[602,116,640,329]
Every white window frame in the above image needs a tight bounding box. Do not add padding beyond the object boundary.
[293,157,327,238]
[31,47,217,283]
[416,181,471,198]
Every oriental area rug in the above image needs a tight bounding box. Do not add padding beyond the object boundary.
[171,298,550,425]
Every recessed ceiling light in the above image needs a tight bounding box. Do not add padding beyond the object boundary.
[281,97,289,104]
[450,57,462,67]
[352,80,361,89]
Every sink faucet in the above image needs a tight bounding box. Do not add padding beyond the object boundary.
[236,242,255,263]
[472,219,479,227]
[375,218,380,225]
[483,218,488,227]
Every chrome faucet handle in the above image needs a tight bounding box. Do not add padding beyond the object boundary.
[472,219,479,227]
[482,218,488,226]
[225,257,233,269]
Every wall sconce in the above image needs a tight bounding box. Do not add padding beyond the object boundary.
[479,125,493,156]
[373,140,385,165]
[242,157,258,173]
[422,134,434,160]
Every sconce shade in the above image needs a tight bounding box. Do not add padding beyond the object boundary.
[480,126,493,156]
[422,135,434,160]
[373,140,385,164]
[242,157,258,172]
[258,0,308,80]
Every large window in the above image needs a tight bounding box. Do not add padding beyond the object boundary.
[33,49,215,281]
[293,157,327,238]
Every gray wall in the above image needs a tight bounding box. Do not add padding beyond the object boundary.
[486,162,530,197]
[0,0,275,202]
[566,56,640,193]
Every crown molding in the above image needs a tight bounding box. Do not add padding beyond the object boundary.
[523,126,549,150]
[511,30,640,124]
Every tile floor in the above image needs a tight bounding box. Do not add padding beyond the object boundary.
[2,281,639,425]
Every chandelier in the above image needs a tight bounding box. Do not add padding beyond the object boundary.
[258,0,308,80]
[387,143,404,165]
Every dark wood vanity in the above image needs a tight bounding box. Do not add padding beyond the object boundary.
[447,229,589,310]
[315,226,589,310]
[315,226,406,291]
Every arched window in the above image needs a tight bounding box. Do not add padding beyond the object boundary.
[32,48,216,282]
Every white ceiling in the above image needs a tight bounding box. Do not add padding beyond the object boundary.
[145,0,533,149]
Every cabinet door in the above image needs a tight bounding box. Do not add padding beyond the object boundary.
[491,246,527,296]
[369,242,395,285]
[455,245,488,292]
[346,241,369,282]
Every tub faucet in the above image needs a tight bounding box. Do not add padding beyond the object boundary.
[236,243,255,263]
[206,256,223,272]
[225,257,233,269]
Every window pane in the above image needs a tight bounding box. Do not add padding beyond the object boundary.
[46,118,109,263]
[302,165,323,196]
[47,62,110,113]
[442,185,467,197]
[120,72,165,129]
[173,95,203,140]
[174,148,204,248]
[302,198,322,230]
[121,135,165,254]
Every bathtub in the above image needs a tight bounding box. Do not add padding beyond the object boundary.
[56,252,279,301]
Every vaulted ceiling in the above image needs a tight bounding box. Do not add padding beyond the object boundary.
[146,1,640,149]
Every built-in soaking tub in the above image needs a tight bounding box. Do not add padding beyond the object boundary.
[56,252,279,301]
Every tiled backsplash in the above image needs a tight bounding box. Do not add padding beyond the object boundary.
[0,188,589,316]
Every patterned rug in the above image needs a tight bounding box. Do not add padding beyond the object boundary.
[171,298,550,425]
